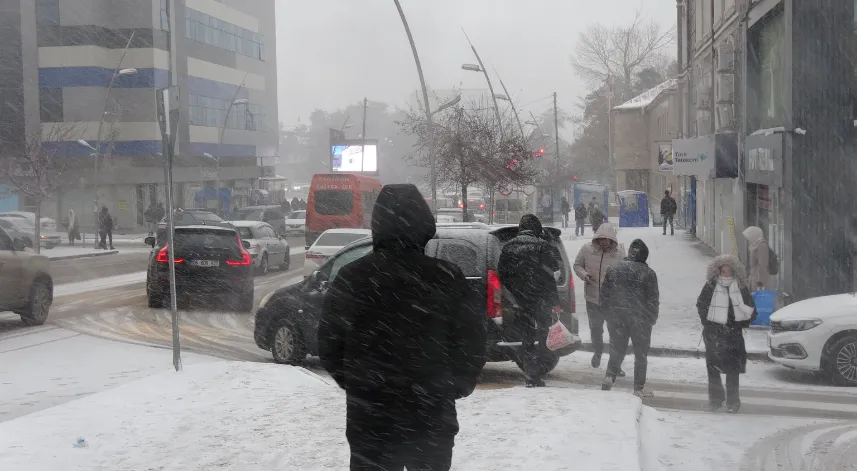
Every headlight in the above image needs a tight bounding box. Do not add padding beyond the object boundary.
[778,319,823,331]
[259,291,275,310]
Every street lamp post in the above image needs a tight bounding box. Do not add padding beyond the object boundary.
[393,0,437,213]
[492,67,526,139]
[461,31,503,140]
[212,96,249,214]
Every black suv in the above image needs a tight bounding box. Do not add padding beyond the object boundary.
[145,225,255,312]
[254,224,580,375]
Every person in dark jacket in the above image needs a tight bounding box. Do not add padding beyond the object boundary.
[291,196,300,211]
[318,183,486,471]
[560,196,571,229]
[280,198,291,215]
[98,207,114,250]
[574,203,588,236]
[497,214,560,388]
[600,239,659,397]
[696,254,757,413]
[660,190,677,236]
[589,203,605,233]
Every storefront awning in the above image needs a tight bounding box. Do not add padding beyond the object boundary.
[672,133,738,178]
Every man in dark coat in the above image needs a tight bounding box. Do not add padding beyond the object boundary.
[98,207,114,250]
[291,196,300,210]
[574,203,588,236]
[560,196,571,229]
[660,190,677,236]
[600,239,659,397]
[318,183,486,471]
[280,198,291,215]
[589,203,605,233]
[497,214,560,388]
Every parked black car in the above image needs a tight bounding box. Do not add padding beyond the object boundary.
[254,224,580,375]
[146,225,255,312]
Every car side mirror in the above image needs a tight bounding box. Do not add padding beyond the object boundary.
[242,240,251,250]
[144,236,156,248]
[12,237,26,251]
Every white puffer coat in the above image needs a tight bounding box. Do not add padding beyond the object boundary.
[573,223,626,304]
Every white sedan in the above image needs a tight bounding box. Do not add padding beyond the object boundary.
[303,228,371,278]
[285,210,306,236]
[768,293,857,386]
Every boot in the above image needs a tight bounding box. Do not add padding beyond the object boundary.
[707,402,723,412]
[526,378,546,388]
[633,386,654,398]
[591,352,602,368]
[601,375,615,391]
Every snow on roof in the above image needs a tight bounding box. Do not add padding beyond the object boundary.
[612,79,677,112]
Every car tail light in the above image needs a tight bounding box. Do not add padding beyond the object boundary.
[305,252,325,260]
[486,269,502,318]
[226,236,253,266]
[156,244,184,264]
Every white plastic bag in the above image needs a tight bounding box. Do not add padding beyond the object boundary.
[546,320,574,351]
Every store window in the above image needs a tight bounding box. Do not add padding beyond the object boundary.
[750,10,786,129]
[188,94,266,131]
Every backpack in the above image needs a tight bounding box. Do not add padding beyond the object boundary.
[767,246,779,275]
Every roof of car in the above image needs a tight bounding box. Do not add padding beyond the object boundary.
[174,225,236,232]
[322,228,372,234]
[228,220,267,228]
[239,205,280,210]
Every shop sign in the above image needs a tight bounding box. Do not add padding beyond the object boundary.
[744,133,783,187]
[657,144,674,172]
[233,188,251,197]
[672,136,715,177]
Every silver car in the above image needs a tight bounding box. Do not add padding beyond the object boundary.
[0,217,62,249]
[231,221,290,276]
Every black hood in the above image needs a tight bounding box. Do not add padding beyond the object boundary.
[518,214,543,237]
[371,184,436,251]
[627,239,649,263]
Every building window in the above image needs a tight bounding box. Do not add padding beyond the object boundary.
[39,87,63,122]
[184,8,264,60]
[36,0,59,26]
[188,94,266,131]
[160,0,170,31]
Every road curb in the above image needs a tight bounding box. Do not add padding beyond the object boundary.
[48,250,119,261]
[576,342,773,363]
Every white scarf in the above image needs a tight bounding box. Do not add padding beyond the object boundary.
[707,278,754,324]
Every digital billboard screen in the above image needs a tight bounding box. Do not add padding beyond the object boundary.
[331,141,378,173]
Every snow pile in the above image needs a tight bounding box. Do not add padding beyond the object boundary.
[0,361,654,471]
[54,271,147,298]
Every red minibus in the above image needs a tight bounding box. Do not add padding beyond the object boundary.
[305,173,382,247]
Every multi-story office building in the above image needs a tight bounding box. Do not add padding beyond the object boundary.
[0,0,278,230]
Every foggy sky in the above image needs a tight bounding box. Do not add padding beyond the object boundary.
[276,0,677,128]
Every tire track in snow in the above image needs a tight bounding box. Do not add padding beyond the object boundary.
[739,422,857,470]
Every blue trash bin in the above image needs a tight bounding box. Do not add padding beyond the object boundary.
[751,290,776,326]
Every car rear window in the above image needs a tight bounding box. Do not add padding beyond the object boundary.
[233,209,263,221]
[189,211,223,222]
[314,232,368,247]
[174,229,239,250]
[433,240,482,277]
[236,227,254,239]
[314,190,354,215]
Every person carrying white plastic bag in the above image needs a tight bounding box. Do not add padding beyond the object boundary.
[546,319,576,351]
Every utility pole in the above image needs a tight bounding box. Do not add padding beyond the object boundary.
[554,92,560,224]
[607,76,616,190]
[360,97,368,172]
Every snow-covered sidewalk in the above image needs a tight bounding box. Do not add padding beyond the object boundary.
[0,361,650,471]
[563,226,769,355]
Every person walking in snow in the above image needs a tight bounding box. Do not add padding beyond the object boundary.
[573,223,626,375]
[560,196,571,229]
[318,183,485,471]
[660,190,677,236]
[600,239,659,397]
[67,209,80,246]
[98,207,114,250]
[574,202,588,236]
[742,226,774,290]
[497,214,560,388]
[589,203,605,234]
[696,254,757,413]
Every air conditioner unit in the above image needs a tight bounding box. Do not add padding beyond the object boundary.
[716,45,735,72]
[716,74,736,104]
[716,104,736,131]
[696,86,712,109]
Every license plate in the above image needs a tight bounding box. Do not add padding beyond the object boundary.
[191,260,219,267]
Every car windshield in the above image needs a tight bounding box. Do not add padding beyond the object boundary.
[314,190,353,215]
[314,232,368,247]
[188,211,223,222]
[233,209,263,220]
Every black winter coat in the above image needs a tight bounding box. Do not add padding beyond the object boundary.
[574,204,588,221]
[600,256,659,326]
[660,195,677,215]
[497,230,560,321]
[696,280,757,374]
[317,184,486,438]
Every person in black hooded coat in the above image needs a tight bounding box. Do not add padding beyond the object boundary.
[600,239,659,396]
[318,183,486,471]
[497,214,560,387]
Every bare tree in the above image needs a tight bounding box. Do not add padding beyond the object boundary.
[400,97,538,222]
[571,11,675,100]
[0,122,82,253]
